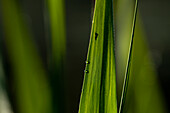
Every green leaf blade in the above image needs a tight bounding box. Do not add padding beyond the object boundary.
[78,0,117,113]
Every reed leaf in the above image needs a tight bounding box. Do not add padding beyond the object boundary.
[78,0,117,113]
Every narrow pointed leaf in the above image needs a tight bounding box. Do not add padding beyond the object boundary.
[78,0,117,113]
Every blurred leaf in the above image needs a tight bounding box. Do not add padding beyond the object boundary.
[46,0,66,112]
[78,0,117,113]
[0,0,52,113]
[47,0,66,62]
[0,39,13,113]
[115,0,167,113]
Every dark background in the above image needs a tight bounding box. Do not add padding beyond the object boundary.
[0,0,170,113]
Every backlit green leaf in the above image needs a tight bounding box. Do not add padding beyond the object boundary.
[78,0,117,113]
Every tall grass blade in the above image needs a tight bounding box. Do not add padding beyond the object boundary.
[122,20,167,113]
[118,0,138,113]
[116,0,167,112]
[78,0,117,113]
[0,0,52,113]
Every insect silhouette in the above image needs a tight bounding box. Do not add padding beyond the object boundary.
[95,33,98,40]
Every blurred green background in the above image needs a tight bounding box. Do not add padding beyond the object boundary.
[0,0,170,113]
